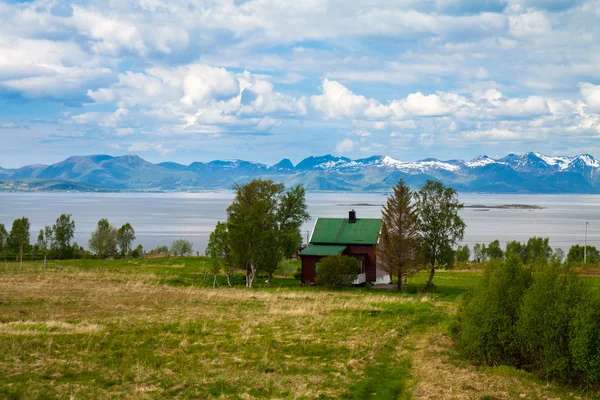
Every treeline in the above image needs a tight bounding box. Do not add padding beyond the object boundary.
[0,215,196,267]
[455,238,599,267]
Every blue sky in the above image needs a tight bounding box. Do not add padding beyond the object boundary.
[1,0,600,168]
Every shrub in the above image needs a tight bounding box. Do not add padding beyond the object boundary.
[314,255,360,289]
[171,239,193,256]
[516,264,585,380]
[453,256,532,365]
[570,291,600,386]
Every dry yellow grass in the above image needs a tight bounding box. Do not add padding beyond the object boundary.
[0,268,595,399]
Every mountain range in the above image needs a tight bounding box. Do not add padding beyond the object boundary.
[2,152,600,193]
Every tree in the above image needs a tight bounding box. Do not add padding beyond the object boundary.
[486,240,504,260]
[505,241,526,263]
[276,185,310,259]
[415,180,466,286]
[206,221,234,287]
[473,243,488,263]
[52,214,75,259]
[88,218,118,261]
[567,244,600,265]
[130,244,145,259]
[314,255,361,289]
[455,245,471,263]
[524,237,552,265]
[117,223,136,257]
[0,223,8,269]
[224,179,310,287]
[9,217,30,269]
[37,226,53,269]
[171,239,193,256]
[377,179,424,290]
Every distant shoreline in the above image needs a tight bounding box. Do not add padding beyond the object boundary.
[464,204,544,210]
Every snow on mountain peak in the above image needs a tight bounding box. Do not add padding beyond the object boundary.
[466,155,496,167]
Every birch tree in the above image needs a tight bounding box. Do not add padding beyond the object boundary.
[0,224,8,269]
[205,221,234,287]
[37,226,53,269]
[415,180,465,287]
[117,223,136,257]
[89,218,118,261]
[52,214,75,259]
[223,179,310,288]
[9,217,30,270]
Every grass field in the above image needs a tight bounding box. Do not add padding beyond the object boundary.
[0,259,597,399]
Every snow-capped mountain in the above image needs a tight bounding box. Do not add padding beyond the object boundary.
[2,152,600,193]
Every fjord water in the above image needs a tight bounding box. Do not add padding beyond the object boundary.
[1,192,599,254]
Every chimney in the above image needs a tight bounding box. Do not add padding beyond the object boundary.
[349,209,357,224]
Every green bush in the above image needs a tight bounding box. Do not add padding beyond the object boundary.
[314,255,360,289]
[516,264,584,380]
[570,291,600,386]
[454,255,600,387]
[453,256,532,365]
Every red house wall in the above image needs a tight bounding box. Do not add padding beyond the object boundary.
[345,245,377,282]
[300,245,377,284]
[301,255,321,284]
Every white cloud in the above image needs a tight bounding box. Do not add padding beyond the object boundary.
[402,92,452,117]
[579,82,600,112]
[508,11,552,37]
[336,138,356,152]
[310,79,372,119]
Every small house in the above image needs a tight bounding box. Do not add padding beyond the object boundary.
[299,210,390,285]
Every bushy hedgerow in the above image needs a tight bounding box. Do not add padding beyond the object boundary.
[453,258,600,387]
[314,255,360,289]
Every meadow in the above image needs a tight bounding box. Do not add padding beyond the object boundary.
[0,259,598,399]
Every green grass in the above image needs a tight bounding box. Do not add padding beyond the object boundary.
[0,259,597,399]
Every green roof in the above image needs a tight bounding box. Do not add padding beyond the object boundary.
[300,244,348,256]
[310,218,381,245]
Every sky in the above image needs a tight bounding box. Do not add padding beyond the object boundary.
[1,0,600,168]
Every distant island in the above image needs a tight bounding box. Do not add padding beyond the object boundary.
[336,203,382,207]
[465,204,544,210]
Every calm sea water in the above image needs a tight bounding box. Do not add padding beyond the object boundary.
[0,192,599,253]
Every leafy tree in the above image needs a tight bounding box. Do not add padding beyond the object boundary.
[206,221,234,287]
[88,218,118,260]
[0,223,8,269]
[276,185,310,258]
[524,237,552,265]
[224,179,310,287]
[171,239,193,256]
[117,223,136,257]
[505,240,526,263]
[473,243,487,263]
[52,214,75,259]
[314,255,361,289]
[9,217,30,269]
[37,226,53,269]
[130,244,145,259]
[455,245,470,263]
[377,179,424,290]
[567,244,600,265]
[485,239,504,260]
[415,180,466,286]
